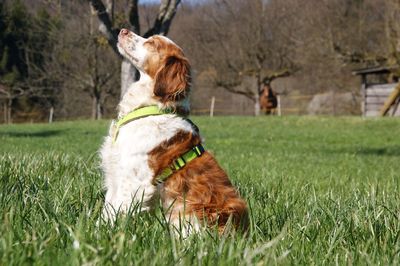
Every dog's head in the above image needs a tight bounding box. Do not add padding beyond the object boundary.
[118,29,191,105]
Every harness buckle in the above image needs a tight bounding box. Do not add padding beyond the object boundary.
[193,144,205,156]
[172,157,186,170]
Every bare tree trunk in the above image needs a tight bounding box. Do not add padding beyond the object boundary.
[7,98,12,124]
[255,78,263,116]
[92,97,98,120]
[91,94,103,120]
[254,95,260,116]
[3,102,6,123]
[332,90,336,116]
[97,101,102,120]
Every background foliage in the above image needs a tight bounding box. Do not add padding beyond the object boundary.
[0,0,400,121]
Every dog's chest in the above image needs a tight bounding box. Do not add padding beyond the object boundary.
[100,115,195,210]
[101,115,194,181]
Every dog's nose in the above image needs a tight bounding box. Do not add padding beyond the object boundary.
[120,28,129,36]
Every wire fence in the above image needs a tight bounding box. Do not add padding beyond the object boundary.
[192,94,317,116]
[1,92,364,123]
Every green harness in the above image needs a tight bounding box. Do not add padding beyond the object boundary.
[112,105,205,185]
[153,144,205,185]
[113,105,171,142]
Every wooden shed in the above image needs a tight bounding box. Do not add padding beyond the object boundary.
[353,66,400,117]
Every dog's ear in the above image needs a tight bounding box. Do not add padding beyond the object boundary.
[154,55,191,103]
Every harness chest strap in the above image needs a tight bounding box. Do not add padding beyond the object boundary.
[153,144,205,185]
[113,105,171,143]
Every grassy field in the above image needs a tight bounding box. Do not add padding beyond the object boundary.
[0,116,399,265]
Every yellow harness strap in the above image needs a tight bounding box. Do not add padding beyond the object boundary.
[113,105,171,143]
[153,144,205,185]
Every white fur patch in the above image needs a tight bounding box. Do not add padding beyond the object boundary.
[118,33,148,72]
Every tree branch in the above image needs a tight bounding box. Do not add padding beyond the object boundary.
[222,86,255,101]
[262,69,291,85]
[89,0,119,55]
[144,0,181,37]
[129,0,140,34]
[215,80,255,101]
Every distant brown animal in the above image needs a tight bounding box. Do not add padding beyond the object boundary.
[260,84,278,114]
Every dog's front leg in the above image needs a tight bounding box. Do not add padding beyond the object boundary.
[102,189,118,224]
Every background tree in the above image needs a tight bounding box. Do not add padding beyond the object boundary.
[89,0,181,98]
[24,8,63,122]
[59,2,119,120]
[383,0,400,77]
[0,1,63,123]
[0,1,34,123]
[180,0,295,115]
[1,0,400,122]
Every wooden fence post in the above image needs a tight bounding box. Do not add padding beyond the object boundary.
[210,96,215,117]
[277,95,281,116]
[49,107,54,123]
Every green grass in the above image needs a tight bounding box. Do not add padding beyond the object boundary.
[0,116,399,265]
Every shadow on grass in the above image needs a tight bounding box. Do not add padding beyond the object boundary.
[0,129,66,138]
[354,147,400,157]
[325,146,400,157]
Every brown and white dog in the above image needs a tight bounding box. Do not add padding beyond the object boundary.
[100,29,247,235]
